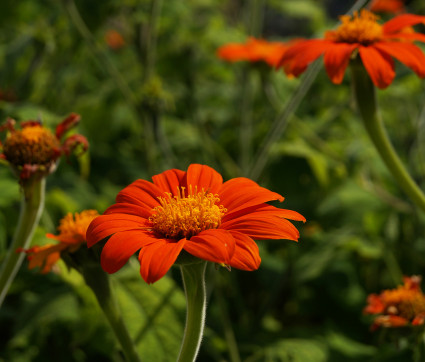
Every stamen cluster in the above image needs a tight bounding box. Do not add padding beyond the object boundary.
[326,10,383,45]
[150,186,227,239]
[56,210,100,243]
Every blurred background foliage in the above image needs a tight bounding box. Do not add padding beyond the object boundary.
[1,0,425,361]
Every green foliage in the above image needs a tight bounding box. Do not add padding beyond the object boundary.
[1,0,425,361]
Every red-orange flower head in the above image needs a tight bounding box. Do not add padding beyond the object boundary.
[19,210,99,274]
[364,276,425,330]
[86,164,305,284]
[0,113,88,180]
[217,37,290,67]
[370,0,405,15]
[277,9,425,88]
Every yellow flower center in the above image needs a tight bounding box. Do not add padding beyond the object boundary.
[56,210,99,243]
[3,125,61,166]
[150,186,227,239]
[326,10,383,45]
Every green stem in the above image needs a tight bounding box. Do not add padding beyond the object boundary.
[351,59,425,214]
[177,261,207,362]
[0,177,45,307]
[81,264,141,362]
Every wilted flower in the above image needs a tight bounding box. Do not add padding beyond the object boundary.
[19,210,99,274]
[217,37,290,67]
[277,10,425,88]
[87,164,305,284]
[364,276,425,330]
[0,113,88,181]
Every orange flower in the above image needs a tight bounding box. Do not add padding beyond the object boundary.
[370,0,405,14]
[217,37,290,67]
[364,276,425,330]
[19,210,99,274]
[0,113,88,180]
[278,10,425,88]
[105,30,125,50]
[87,164,305,284]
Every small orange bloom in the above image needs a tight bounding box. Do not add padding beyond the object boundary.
[278,10,425,88]
[87,164,305,284]
[105,30,125,50]
[19,210,99,274]
[370,0,405,14]
[0,113,88,180]
[217,37,290,67]
[364,276,425,330]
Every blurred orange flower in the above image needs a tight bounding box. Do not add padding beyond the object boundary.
[87,164,305,284]
[105,30,125,50]
[370,0,405,14]
[217,37,290,67]
[19,210,99,274]
[278,10,425,88]
[0,113,88,180]
[364,276,425,330]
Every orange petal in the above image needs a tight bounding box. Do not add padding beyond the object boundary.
[228,231,261,271]
[152,168,186,196]
[115,179,163,208]
[104,203,152,219]
[221,213,300,241]
[363,294,385,314]
[359,46,395,88]
[184,164,223,194]
[86,214,149,247]
[278,39,331,77]
[219,178,283,215]
[184,229,235,265]
[101,230,159,273]
[26,244,67,273]
[374,42,425,78]
[323,43,357,84]
[223,203,305,224]
[138,239,185,284]
[217,43,251,62]
[383,14,425,34]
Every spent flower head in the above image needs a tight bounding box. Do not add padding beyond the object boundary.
[0,113,88,181]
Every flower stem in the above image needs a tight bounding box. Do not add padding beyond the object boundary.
[177,261,207,362]
[351,59,425,214]
[0,177,45,307]
[80,264,141,362]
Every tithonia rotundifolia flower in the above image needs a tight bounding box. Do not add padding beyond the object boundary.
[277,9,425,88]
[217,37,290,67]
[87,164,305,284]
[364,276,425,330]
[19,210,99,274]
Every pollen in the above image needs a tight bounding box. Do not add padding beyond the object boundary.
[150,186,227,239]
[56,210,100,243]
[3,125,61,166]
[326,9,383,45]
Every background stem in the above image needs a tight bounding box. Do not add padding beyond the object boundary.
[0,177,45,307]
[351,59,425,214]
[81,264,141,362]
